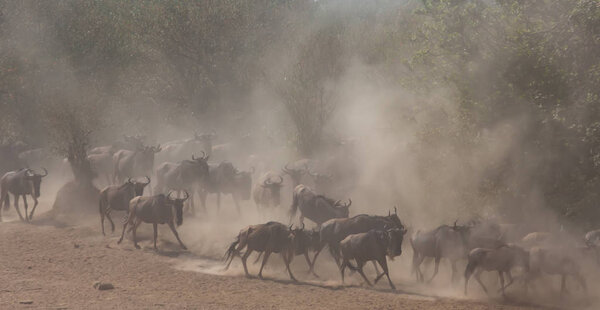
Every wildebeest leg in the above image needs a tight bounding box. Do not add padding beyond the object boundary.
[117,213,131,244]
[153,223,158,250]
[450,260,458,283]
[371,261,382,279]
[414,254,425,282]
[258,250,272,279]
[340,259,347,284]
[232,195,241,214]
[573,272,587,295]
[560,274,567,295]
[216,193,221,212]
[499,270,514,292]
[167,221,187,250]
[356,261,373,287]
[22,195,29,222]
[241,249,253,277]
[310,243,325,273]
[13,194,25,221]
[132,218,143,249]
[106,210,116,233]
[282,252,297,282]
[427,256,441,283]
[375,257,395,290]
[499,271,506,297]
[304,250,318,277]
[474,269,488,294]
[28,196,38,220]
[100,207,106,235]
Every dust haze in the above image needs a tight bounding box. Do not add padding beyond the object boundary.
[1,1,599,309]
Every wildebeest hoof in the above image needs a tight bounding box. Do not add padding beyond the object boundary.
[135,244,141,249]
[181,246,188,250]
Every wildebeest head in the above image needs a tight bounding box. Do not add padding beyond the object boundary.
[290,223,311,254]
[282,163,306,186]
[333,199,352,217]
[385,206,406,231]
[191,152,210,179]
[386,228,405,259]
[167,191,189,226]
[261,175,283,205]
[25,168,48,198]
[129,176,151,196]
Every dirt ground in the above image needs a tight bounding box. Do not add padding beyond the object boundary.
[0,211,579,310]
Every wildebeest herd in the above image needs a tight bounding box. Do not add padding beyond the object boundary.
[0,135,599,300]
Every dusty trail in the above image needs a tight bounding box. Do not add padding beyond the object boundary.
[0,211,564,310]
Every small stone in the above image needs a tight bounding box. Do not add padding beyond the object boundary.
[73,243,80,248]
[19,300,33,304]
[93,281,114,290]
[27,266,32,269]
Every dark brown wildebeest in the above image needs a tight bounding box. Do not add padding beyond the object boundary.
[98,177,151,235]
[224,221,298,281]
[0,168,48,221]
[312,208,407,273]
[113,145,161,184]
[464,244,529,297]
[526,246,587,296]
[154,153,210,213]
[197,161,244,212]
[339,228,405,289]
[410,222,472,283]
[289,184,351,227]
[252,173,283,211]
[117,191,189,250]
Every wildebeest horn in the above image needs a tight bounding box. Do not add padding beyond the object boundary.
[274,175,283,185]
[345,199,352,208]
[181,191,190,201]
[127,177,134,184]
[388,210,391,216]
[301,223,305,230]
[394,206,397,215]
[167,191,174,200]
[39,167,48,177]
[192,154,196,160]
[453,220,458,228]
[289,224,293,231]
[154,144,161,152]
[200,151,206,159]
[282,163,292,174]
[25,169,34,177]
[142,176,151,185]
[334,199,341,206]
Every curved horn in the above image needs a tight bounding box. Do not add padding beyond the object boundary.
[127,177,134,184]
[167,191,174,200]
[289,224,293,231]
[453,220,458,228]
[394,206,398,215]
[388,210,391,216]
[192,154,196,160]
[334,199,341,206]
[25,169,34,177]
[181,190,190,202]
[39,167,48,177]
[142,176,151,185]
[154,144,161,152]
[282,163,292,174]
[345,199,352,208]
[263,178,272,186]
[275,175,283,185]
[301,222,305,230]
[200,151,206,159]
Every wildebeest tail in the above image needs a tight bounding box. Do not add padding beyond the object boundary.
[223,239,240,263]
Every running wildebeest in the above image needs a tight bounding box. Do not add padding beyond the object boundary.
[98,177,151,235]
[117,191,189,250]
[252,173,283,211]
[224,221,298,281]
[312,208,407,273]
[410,222,472,283]
[339,228,405,289]
[289,184,351,227]
[113,145,161,184]
[464,244,529,297]
[527,246,587,296]
[88,151,115,186]
[154,153,210,213]
[0,168,47,222]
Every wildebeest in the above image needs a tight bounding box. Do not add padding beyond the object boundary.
[224,221,298,281]
[89,135,146,155]
[289,184,351,227]
[117,191,189,250]
[159,132,216,163]
[464,244,529,297]
[410,222,472,283]
[527,246,587,296]
[281,163,306,188]
[88,151,115,186]
[197,161,239,212]
[252,173,283,211]
[154,153,210,213]
[0,168,48,222]
[113,145,161,184]
[312,209,407,273]
[98,177,151,235]
[339,228,405,289]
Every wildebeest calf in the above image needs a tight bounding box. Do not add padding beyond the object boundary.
[99,177,150,235]
[527,246,587,296]
[339,228,404,290]
[117,191,188,250]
